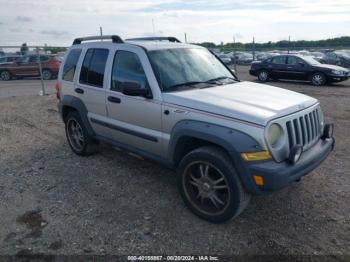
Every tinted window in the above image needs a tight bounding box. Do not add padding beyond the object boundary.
[80,48,109,87]
[8,57,17,62]
[0,57,5,63]
[111,51,147,92]
[40,55,50,62]
[286,56,301,65]
[271,56,286,64]
[29,56,39,63]
[63,49,82,81]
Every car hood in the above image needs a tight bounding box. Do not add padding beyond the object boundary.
[162,81,318,126]
[315,64,349,71]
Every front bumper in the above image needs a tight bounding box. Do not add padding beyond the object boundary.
[246,137,334,194]
[249,69,258,76]
[328,74,349,82]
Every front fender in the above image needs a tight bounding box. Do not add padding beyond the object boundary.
[169,120,264,194]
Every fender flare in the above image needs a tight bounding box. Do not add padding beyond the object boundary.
[169,120,264,194]
[58,95,95,136]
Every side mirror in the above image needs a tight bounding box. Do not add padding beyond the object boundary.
[298,62,305,67]
[121,81,152,98]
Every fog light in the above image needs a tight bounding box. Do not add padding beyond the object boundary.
[288,145,303,164]
[322,123,334,139]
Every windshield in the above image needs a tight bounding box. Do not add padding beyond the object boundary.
[148,48,235,92]
[302,56,322,65]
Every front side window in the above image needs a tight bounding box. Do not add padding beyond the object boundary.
[271,56,286,64]
[63,49,82,81]
[79,48,109,87]
[111,51,147,92]
[286,56,300,65]
[148,48,235,92]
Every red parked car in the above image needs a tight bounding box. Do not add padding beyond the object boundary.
[0,54,61,81]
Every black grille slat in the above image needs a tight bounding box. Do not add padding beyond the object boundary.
[286,109,321,150]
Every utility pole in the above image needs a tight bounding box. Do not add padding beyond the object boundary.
[288,35,291,54]
[233,35,237,73]
[100,26,103,41]
[36,47,46,96]
[152,19,156,36]
[252,36,256,61]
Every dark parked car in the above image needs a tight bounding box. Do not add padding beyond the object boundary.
[321,51,350,68]
[0,54,61,81]
[250,55,349,86]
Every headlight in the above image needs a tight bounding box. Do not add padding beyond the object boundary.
[331,70,343,75]
[267,124,283,147]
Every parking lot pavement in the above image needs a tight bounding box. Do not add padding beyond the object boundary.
[0,79,56,98]
[0,67,349,256]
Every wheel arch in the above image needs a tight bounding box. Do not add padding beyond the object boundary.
[169,120,264,194]
[58,95,95,137]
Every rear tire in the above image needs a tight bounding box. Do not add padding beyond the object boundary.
[65,111,98,156]
[311,72,326,86]
[177,146,250,223]
[0,70,11,81]
[258,70,269,82]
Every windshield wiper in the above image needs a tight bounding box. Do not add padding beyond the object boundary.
[167,81,211,91]
[205,76,236,84]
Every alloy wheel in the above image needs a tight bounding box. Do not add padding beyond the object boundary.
[183,161,231,216]
[258,71,268,81]
[67,119,85,152]
[312,74,324,86]
[1,71,10,81]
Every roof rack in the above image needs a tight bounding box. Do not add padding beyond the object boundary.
[125,37,181,43]
[72,35,124,45]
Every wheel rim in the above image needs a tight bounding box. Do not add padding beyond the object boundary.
[67,119,84,151]
[183,161,231,216]
[312,74,324,85]
[1,71,10,80]
[42,70,51,80]
[259,71,268,81]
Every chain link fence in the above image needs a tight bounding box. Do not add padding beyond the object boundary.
[0,45,67,95]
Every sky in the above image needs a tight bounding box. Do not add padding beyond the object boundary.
[0,0,349,47]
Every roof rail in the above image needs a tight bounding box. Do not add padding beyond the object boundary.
[72,35,124,45]
[125,37,181,43]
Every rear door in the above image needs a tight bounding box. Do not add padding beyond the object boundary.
[11,56,38,76]
[269,56,288,79]
[75,48,110,138]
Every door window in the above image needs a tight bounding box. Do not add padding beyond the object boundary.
[271,56,286,64]
[286,56,302,65]
[111,50,148,92]
[79,48,109,88]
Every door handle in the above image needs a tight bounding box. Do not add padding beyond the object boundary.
[74,88,84,94]
[108,96,121,103]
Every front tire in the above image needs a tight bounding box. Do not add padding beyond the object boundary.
[177,146,250,223]
[258,70,269,82]
[311,72,326,86]
[65,111,98,156]
[0,70,11,81]
[42,69,52,80]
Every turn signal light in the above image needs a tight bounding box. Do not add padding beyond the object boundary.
[253,175,264,186]
[241,151,272,161]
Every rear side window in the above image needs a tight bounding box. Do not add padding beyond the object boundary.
[111,51,147,92]
[63,49,82,81]
[79,48,109,88]
[272,56,286,64]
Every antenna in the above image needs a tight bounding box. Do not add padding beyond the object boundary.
[100,26,103,41]
[184,33,187,43]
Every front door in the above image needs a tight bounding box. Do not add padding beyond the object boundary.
[285,56,308,80]
[105,49,162,156]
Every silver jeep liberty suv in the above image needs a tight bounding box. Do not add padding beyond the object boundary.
[57,35,335,223]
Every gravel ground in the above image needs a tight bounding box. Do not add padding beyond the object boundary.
[0,67,349,257]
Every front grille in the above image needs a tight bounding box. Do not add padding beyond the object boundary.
[285,108,321,150]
